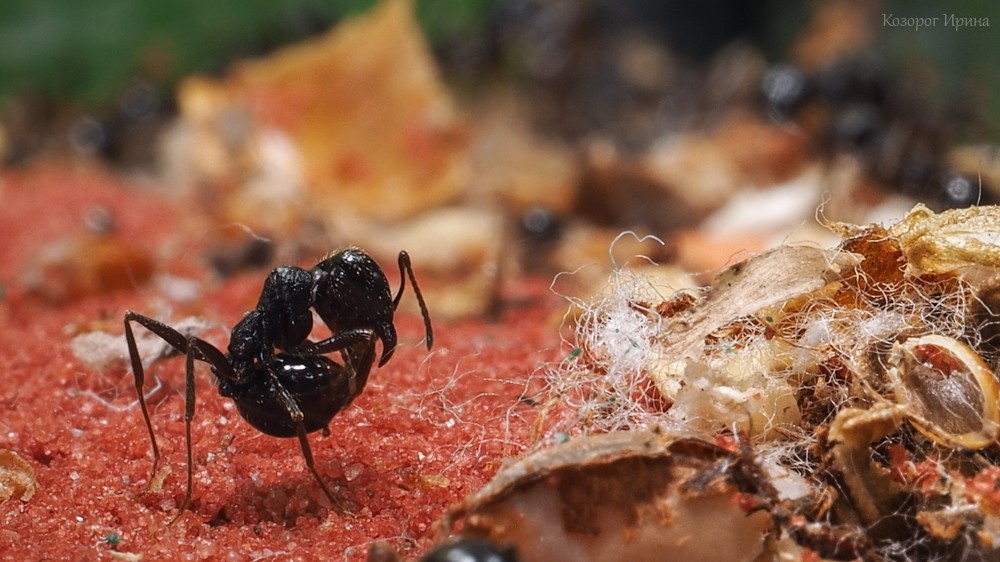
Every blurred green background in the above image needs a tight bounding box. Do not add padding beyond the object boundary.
[0,0,995,129]
[0,0,491,107]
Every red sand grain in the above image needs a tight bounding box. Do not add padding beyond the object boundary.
[0,166,563,561]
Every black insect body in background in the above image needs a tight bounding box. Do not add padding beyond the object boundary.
[124,248,433,516]
[760,57,996,210]
[421,538,520,562]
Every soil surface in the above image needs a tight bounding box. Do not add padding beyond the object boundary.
[0,164,564,561]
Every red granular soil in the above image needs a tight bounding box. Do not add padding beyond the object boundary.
[0,164,564,561]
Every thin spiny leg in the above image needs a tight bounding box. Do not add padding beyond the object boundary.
[175,337,233,521]
[169,339,198,523]
[344,338,377,402]
[270,379,343,510]
[124,313,162,482]
[294,423,344,512]
[301,329,377,397]
[124,311,234,519]
[297,328,375,356]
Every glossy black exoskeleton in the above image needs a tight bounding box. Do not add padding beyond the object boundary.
[124,248,433,517]
[421,538,520,562]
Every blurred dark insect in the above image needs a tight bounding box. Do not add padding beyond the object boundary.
[761,55,996,209]
[422,538,520,562]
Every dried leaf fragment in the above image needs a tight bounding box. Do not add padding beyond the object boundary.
[828,406,908,524]
[658,245,857,362]
[649,244,859,403]
[171,0,467,226]
[22,235,154,304]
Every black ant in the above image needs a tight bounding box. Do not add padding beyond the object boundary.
[369,538,520,562]
[421,539,520,562]
[124,248,433,517]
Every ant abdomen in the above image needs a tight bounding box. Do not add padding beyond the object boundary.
[221,354,352,438]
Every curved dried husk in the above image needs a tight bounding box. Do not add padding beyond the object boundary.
[888,334,1000,449]
[437,431,774,562]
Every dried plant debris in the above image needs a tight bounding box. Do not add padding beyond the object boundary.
[436,430,775,562]
[481,204,1000,561]
[0,449,37,503]
[165,0,467,234]
[22,235,154,304]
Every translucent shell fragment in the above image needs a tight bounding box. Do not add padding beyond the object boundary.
[888,334,1000,449]
[436,431,773,562]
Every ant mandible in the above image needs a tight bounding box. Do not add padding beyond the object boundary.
[123,248,433,516]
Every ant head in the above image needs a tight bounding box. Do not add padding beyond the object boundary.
[311,249,396,334]
[310,248,432,368]
[258,266,315,350]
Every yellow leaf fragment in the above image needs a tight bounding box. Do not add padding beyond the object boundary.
[888,204,1000,275]
[173,0,467,226]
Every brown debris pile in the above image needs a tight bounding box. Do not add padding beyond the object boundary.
[438,205,1000,561]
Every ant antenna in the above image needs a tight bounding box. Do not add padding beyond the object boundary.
[394,251,434,349]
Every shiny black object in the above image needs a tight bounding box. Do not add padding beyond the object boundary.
[124,248,433,515]
[422,538,520,562]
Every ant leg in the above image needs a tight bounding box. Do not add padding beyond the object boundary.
[123,311,234,518]
[171,340,198,521]
[394,251,433,350]
[345,337,377,399]
[123,312,164,483]
[169,336,231,521]
[300,328,375,355]
[295,424,344,512]
[299,329,378,399]
[270,381,344,511]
